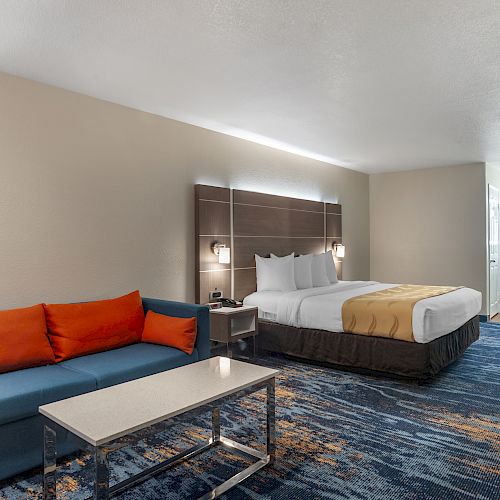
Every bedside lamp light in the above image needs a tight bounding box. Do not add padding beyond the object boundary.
[218,246,231,264]
[333,242,345,258]
[213,243,231,264]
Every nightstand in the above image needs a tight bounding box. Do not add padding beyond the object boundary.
[210,305,258,358]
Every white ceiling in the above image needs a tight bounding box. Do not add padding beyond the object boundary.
[1,1,499,173]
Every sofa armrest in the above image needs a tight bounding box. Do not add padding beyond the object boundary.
[142,298,211,360]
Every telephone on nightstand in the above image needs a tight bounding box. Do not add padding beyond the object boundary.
[217,298,242,308]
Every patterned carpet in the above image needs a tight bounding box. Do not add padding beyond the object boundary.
[1,324,499,499]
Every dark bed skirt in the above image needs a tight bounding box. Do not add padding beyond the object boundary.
[258,316,480,379]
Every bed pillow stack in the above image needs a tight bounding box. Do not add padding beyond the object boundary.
[291,254,314,289]
[271,253,313,289]
[311,254,331,287]
[255,253,297,292]
[310,251,338,286]
[256,250,338,291]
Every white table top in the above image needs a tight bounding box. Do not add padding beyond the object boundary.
[39,357,277,446]
[210,305,258,315]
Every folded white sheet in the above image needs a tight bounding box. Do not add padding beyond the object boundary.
[243,281,482,343]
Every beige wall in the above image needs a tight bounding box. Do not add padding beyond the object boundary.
[370,163,487,313]
[0,72,370,309]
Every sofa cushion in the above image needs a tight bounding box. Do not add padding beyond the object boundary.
[142,311,197,355]
[0,365,96,426]
[0,304,55,374]
[44,290,145,362]
[60,342,199,388]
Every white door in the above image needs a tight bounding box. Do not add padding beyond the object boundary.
[489,185,500,317]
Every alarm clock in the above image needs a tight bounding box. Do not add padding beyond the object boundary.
[209,289,223,301]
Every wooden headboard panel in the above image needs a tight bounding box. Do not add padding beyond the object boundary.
[195,185,342,303]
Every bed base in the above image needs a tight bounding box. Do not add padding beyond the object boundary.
[257,316,480,380]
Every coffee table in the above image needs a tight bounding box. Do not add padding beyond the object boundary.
[39,356,278,499]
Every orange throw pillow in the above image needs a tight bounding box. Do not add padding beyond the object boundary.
[141,311,197,355]
[0,304,55,374]
[44,290,144,362]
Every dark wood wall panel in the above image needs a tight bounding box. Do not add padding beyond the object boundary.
[198,200,230,236]
[234,190,323,212]
[234,204,324,237]
[325,237,342,246]
[233,237,325,268]
[234,268,258,301]
[196,184,230,202]
[195,184,231,303]
[199,270,231,304]
[326,214,342,238]
[326,203,342,215]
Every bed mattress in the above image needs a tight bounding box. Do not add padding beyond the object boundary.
[243,281,482,343]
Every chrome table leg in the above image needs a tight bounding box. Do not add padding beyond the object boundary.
[267,378,276,464]
[95,446,110,499]
[212,406,221,443]
[43,424,57,499]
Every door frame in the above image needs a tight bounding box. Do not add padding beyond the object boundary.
[488,184,500,318]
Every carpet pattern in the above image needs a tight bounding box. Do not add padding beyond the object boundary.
[1,324,499,499]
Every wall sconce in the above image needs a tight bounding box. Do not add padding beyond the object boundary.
[213,242,231,264]
[332,241,345,258]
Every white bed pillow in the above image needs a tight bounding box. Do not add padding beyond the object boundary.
[255,253,297,292]
[324,250,338,284]
[271,253,313,289]
[292,254,314,289]
[311,253,330,287]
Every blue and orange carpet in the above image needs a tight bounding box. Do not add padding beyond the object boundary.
[1,323,499,499]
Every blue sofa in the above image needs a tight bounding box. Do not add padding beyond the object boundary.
[0,298,210,481]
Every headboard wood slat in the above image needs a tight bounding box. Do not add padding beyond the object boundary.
[233,189,324,212]
[234,204,324,238]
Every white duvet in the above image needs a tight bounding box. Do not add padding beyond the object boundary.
[243,281,482,343]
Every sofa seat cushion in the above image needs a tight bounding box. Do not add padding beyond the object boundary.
[0,365,96,426]
[60,342,199,389]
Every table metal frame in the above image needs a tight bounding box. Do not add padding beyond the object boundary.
[43,377,276,499]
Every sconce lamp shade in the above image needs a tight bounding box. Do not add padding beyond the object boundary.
[333,242,345,258]
[218,246,231,264]
[213,242,231,264]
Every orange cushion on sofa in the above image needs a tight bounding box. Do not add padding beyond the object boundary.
[44,290,145,362]
[141,311,197,355]
[0,304,55,374]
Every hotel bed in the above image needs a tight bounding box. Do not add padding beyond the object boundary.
[195,185,481,380]
[244,281,482,379]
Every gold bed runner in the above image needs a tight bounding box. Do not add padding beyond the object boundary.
[341,284,462,342]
